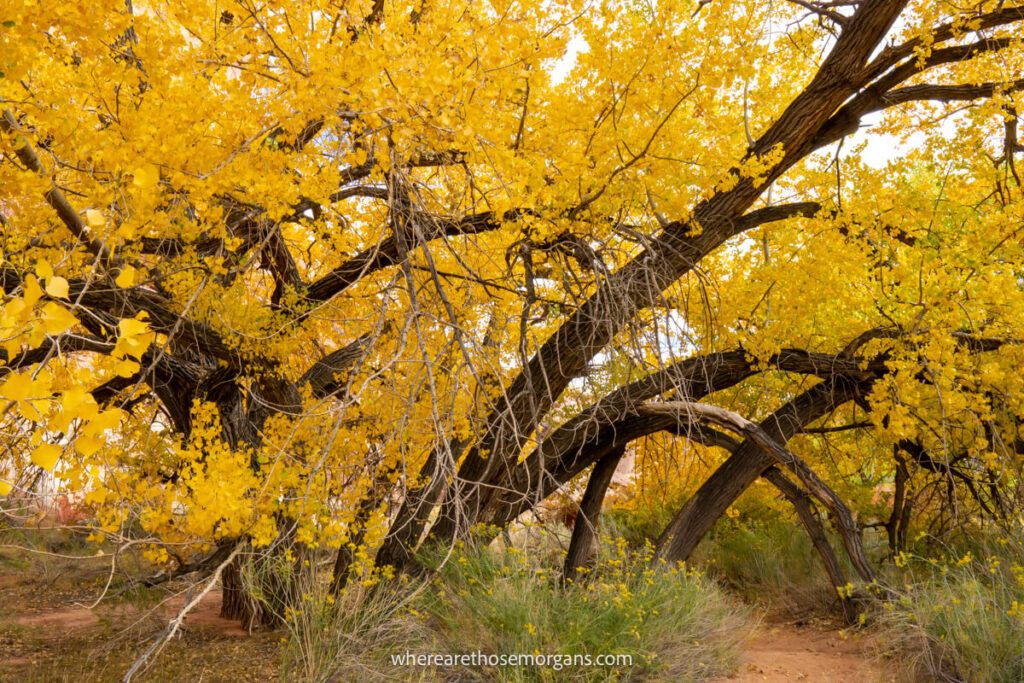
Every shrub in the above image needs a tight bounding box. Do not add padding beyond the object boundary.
[277,563,432,683]
[873,533,1024,683]
[415,539,752,682]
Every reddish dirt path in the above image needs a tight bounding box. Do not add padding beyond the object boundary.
[10,588,247,638]
[715,619,893,683]
[2,581,278,680]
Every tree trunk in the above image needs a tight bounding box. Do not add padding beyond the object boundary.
[655,376,874,563]
[219,555,257,627]
[885,449,911,557]
[563,447,624,583]
[218,523,306,628]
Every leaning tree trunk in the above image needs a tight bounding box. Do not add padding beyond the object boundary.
[679,424,860,620]
[563,447,625,583]
[655,376,875,564]
[762,467,858,623]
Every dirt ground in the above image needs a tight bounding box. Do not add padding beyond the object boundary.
[1,534,893,682]
[0,543,279,682]
[715,619,893,683]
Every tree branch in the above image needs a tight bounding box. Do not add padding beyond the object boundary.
[1,110,116,265]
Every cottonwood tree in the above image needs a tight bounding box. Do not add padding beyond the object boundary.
[2,0,1023,626]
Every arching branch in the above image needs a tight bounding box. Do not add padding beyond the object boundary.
[477,347,886,531]
[641,400,876,582]
[654,374,875,565]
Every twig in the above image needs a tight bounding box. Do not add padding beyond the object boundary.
[122,544,242,682]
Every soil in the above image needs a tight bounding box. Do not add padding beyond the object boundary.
[1,537,895,682]
[716,618,893,683]
[0,545,279,682]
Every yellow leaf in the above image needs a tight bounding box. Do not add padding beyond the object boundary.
[75,434,103,457]
[115,266,137,288]
[40,301,77,335]
[0,480,11,496]
[45,276,70,299]
[84,408,124,436]
[54,386,99,433]
[133,164,160,189]
[113,316,155,359]
[84,488,107,505]
[22,275,43,308]
[35,260,53,280]
[18,398,50,422]
[117,222,138,239]
[61,386,99,421]
[0,372,33,402]
[119,316,151,339]
[30,442,62,471]
[112,357,140,377]
[85,209,105,227]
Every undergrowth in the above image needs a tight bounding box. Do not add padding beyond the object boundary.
[414,538,751,682]
[871,529,1024,682]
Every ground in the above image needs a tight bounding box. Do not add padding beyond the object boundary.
[0,538,892,682]
[0,541,279,682]
[716,619,892,683]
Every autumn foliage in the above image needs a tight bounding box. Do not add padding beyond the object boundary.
[2,0,1024,636]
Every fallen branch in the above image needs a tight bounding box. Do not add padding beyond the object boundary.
[123,543,243,682]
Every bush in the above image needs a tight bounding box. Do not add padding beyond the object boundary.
[692,516,843,616]
[604,502,677,549]
[873,533,1024,682]
[415,539,752,682]
[277,562,432,683]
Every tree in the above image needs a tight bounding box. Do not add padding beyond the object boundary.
[2,0,1023,624]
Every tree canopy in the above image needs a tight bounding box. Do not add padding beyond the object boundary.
[2,0,1024,623]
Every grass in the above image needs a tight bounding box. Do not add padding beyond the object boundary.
[610,502,1024,682]
[277,564,432,683]
[15,510,1024,683]
[274,539,752,681]
[692,516,846,617]
[1,524,751,682]
[413,538,752,682]
[871,531,1024,682]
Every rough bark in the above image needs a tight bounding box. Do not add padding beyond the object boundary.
[562,447,625,583]
[219,556,254,626]
[654,375,876,564]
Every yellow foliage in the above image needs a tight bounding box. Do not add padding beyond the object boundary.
[0,0,1022,573]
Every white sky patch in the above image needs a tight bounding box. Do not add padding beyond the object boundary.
[845,108,966,169]
[849,112,925,169]
[550,35,588,85]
